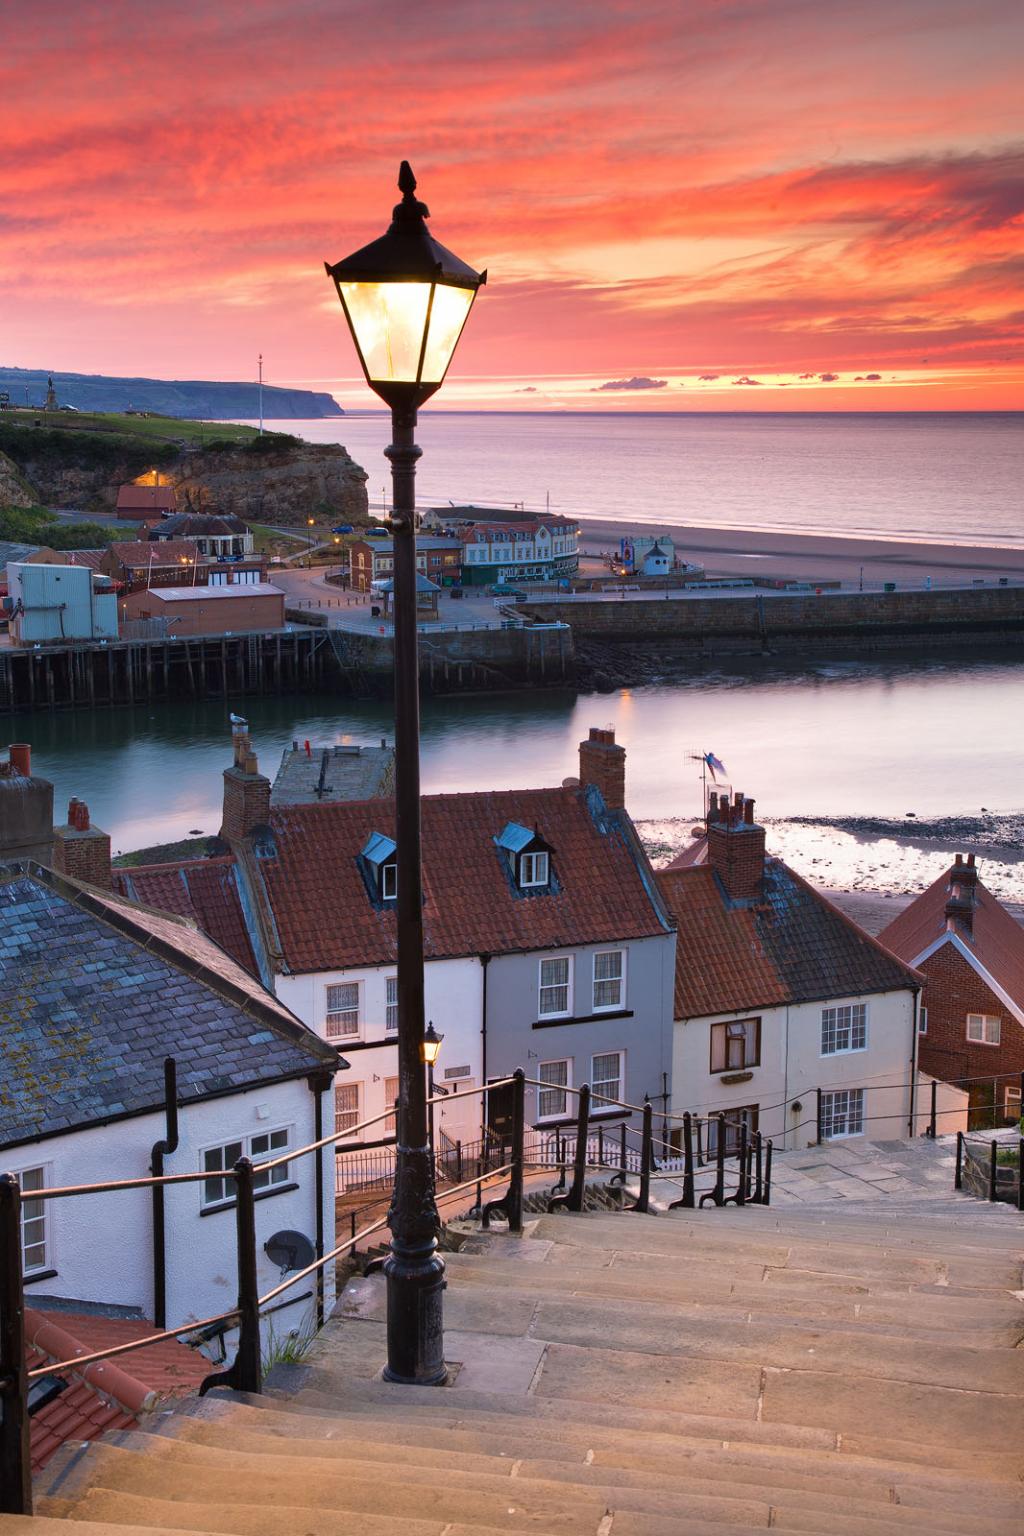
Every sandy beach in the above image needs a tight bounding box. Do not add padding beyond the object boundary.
[578,519,1024,586]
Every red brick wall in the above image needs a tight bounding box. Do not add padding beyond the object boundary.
[918,940,1024,1090]
[221,766,271,840]
[51,827,112,889]
[578,727,626,809]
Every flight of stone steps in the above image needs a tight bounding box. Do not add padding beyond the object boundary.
[5,1175,1023,1536]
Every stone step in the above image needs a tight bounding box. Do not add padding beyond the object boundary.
[433,1257,1024,1340]
[272,1374,1022,1480]
[160,1396,1024,1510]
[150,1411,1024,1529]
[36,1428,1024,1536]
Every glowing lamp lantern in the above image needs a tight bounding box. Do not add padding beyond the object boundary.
[325,162,486,411]
[420,1021,444,1067]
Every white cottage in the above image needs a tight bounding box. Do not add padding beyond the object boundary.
[657,792,922,1151]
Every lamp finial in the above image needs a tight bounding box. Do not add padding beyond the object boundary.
[398,161,417,197]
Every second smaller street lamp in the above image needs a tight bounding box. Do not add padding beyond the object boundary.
[421,1021,444,1067]
[324,162,486,413]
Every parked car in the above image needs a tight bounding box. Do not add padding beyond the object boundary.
[331,524,354,534]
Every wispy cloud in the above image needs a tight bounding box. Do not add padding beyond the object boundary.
[595,376,668,390]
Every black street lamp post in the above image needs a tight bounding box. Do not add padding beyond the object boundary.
[325,163,485,1386]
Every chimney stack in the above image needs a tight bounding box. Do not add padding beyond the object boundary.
[578,727,626,810]
[707,790,766,901]
[221,729,272,840]
[944,853,978,937]
[0,744,55,866]
[51,798,112,889]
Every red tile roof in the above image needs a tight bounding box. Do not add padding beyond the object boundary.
[116,485,177,512]
[26,1308,209,1472]
[879,863,1024,1009]
[658,859,920,1019]
[255,787,671,973]
[108,539,202,569]
[664,832,709,869]
[63,549,109,573]
[111,855,257,976]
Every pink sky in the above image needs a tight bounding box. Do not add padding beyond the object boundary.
[2,1,1022,410]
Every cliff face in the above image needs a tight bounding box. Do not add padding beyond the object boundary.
[0,367,344,419]
[0,425,368,525]
[0,451,37,508]
[170,441,368,524]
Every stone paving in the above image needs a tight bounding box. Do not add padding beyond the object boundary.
[652,1133,961,1209]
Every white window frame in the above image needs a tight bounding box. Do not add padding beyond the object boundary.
[334,1081,362,1138]
[519,850,549,888]
[384,1076,400,1136]
[820,1088,864,1140]
[201,1127,292,1210]
[592,949,625,1011]
[381,862,397,901]
[918,1006,927,1035]
[539,954,573,1018]
[325,980,361,1039]
[820,1003,867,1057]
[1005,1085,1022,1120]
[385,974,399,1033]
[966,1012,1001,1046]
[15,1165,49,1275]
[591,1050,624,1109]
[538,1059,571,1120]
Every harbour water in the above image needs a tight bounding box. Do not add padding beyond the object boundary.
[14,652,1024,858]
[284,410,1024,547]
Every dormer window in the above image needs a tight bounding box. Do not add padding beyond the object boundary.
[495,822,554,892]
[520,851,548,887]
[360,831,397,904]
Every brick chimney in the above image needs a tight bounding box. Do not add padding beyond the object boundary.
[944,852,978,938]
[0,744,55,866]
[51,799,112,889]
[578,727,626,810]
[221,723,271,840]
[707,790,766,902]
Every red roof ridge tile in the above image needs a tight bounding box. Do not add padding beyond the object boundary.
[25,1309,158,1417]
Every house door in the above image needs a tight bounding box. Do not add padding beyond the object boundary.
[706,1105,759,1158]
[486,1079,515,1144]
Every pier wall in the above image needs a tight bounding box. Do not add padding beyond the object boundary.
[520,584,1024,649]
[327,622,574,696]
[0,626,332,713]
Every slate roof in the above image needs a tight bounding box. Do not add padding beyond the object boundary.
[0,863,338,1151]
[27,1308,209,1473]
[155,513,248,538]
[657,859,920,1019]
[879,863,1024,1009]
[111,855,256,975]
[252,787,673,974]
[0,542,51,566]
[64,549,109,573]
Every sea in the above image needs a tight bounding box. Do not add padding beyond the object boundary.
[14,411,1024,891]
[286,410,1024,547]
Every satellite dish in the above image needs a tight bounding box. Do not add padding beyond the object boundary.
[264,1229,315,1275]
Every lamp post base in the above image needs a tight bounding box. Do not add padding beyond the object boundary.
[383,1141,447,1386]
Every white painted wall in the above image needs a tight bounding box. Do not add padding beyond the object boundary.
[4,1076,333,1359]
[277,956,486,1164]
[673,989,917,1148]
[913,1071,969,1138]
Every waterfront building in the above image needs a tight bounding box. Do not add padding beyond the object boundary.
[428,506,579,585]
[348,533,461,591]
[0,856,340,1360]
[657,791,924,1150]
[115,484,177,524]
[6,560,118,644]
[119,580,286,636]
[102,539,267,590]
[150,512,255,560]
[879,854,1024,1128]
[619,534,676,575]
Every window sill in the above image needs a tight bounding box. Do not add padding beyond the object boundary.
[532,1009,633,1030]
[820,1046,867,1057]
[200,1180,300,1217]
[23,1267,58,1286]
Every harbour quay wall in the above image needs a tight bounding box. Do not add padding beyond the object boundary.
[519,584,1024,650]
[325,622,574,696]
[0,625,331,713]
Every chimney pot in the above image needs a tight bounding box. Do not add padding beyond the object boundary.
[9,744,31,776]
[744,797,755,825]
[707,791,766,900]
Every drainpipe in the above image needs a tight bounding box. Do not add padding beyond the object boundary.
[908,988,920,1137]
[308,1070,333,1328]
[479,953,491,1143]
[150,1057,179,1330]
